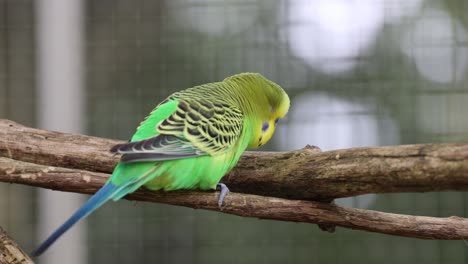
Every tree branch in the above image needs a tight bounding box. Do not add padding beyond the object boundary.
[0,119,467,200]
[0,226,34,264]
[1,157,468,240]
[1,119,468,240]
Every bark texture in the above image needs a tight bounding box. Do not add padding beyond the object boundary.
[0,227,33,264]
[1,119,468,240]
[1,119,467,201]
[1,157,467,240]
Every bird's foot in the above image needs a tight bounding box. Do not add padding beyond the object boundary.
[216,183,230,208]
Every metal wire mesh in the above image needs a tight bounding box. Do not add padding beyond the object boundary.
[1,0,468,263]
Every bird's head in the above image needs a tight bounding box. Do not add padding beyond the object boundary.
[254,79,290,148]
[226,73,290,149]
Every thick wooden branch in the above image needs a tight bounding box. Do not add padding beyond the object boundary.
[1,157,468,240]
[0,119,467,200]
[0,226,33,264]
[0,119,468,240]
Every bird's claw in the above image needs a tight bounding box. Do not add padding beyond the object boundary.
[216,183,230,208]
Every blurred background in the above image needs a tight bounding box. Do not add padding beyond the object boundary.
[1,0,468,263]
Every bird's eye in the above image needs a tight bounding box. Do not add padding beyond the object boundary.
[262,122,269,132]
[274,118,279,124]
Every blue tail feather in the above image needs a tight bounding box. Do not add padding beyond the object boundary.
[31,183,118,257]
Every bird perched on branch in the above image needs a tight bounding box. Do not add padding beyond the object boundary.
[32,72,290,256]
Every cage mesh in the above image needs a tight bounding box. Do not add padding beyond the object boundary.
[0,0,468,263]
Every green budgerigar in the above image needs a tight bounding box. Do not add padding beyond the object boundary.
[32,72,290,256]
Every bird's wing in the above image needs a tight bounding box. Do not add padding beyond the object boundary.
[110,134,204,162]
[159,99,244,155]
[111,98,244,162]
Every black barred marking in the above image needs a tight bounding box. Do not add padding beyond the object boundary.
[110,134,206,161]
[221,136,228,144]
[178,102,189,112]
[175,110,185,118]
[200,109,214,119]
[208,126,217,138]
[199,100,211,109]
[168,115,177,122]
[149,137,160,147]
[189,102,200,112]
[161,119,170,127]
[188,127,200,136]
[214,108,225,115]
[156,97,244,155]
[110,143,123,153]
[186,119,198,127]
[170,126,184,132]
[188,112,201,122]
[158,126,184,135]
[134,140,145,150]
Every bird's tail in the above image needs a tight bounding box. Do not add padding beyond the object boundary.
[31,183,118,257]
[32,163,161,257]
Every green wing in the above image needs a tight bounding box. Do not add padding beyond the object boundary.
[158,98,244,155]
[111,97,244,162]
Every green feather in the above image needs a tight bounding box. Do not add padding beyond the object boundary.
[131,99,178,142]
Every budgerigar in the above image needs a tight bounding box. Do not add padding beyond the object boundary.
[32,72,290,256]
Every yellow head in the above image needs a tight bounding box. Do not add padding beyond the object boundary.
[252,88,290,148]
[225,73,290,149]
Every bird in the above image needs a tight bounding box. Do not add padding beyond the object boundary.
[32,72,290,257]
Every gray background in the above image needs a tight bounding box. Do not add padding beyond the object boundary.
[1,0,468,263]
